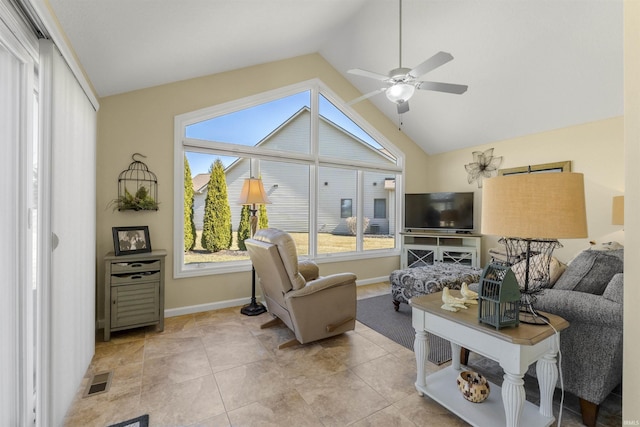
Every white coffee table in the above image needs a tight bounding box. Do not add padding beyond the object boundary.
[410,291,569,427]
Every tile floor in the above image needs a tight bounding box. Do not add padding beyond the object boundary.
[64,283,620,426]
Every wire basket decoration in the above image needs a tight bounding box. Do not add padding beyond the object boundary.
[116,153,158,211]
[500,237,562,297]
[478,263,520,330]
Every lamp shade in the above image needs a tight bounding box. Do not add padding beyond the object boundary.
[612,195,624,225]
[237,178,271,205]
[386,83,415,104]
[481,172,588,239]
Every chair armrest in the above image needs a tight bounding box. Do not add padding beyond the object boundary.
[298,259,319,281]
[534,289,622,328]
[287,273,356,298]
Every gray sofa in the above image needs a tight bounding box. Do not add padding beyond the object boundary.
[529,248,623,427]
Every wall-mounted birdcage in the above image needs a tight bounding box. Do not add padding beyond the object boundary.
[478,263,520,330]
[116,153,158,211]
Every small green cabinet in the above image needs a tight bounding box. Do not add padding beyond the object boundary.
[104,250,166,341]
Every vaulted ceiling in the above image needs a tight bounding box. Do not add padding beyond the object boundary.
[48,0,623,155]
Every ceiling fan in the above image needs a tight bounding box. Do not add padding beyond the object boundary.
[347,0,468,114]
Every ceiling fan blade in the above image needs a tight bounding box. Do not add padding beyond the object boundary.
[348,88,387,105]
[347,68,389,81]
[408,51,454,79]
[397,100,410,114]
[417,81,468,94]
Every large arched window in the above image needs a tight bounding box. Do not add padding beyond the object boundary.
[173,79,403,277]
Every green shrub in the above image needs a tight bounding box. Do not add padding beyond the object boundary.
[201,159,232,252]
[237,205,251,251]
[183,156,197,251]
[258,204,269,230]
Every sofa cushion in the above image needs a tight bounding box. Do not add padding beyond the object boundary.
[553,249,623,295]
[602,273,624,304]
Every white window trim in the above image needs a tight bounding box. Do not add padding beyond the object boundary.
[173,79,404,279]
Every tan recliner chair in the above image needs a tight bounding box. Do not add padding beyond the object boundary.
[245,228,357,348]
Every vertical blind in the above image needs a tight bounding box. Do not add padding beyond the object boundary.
[0,14,35,426]
[41,39,97,426]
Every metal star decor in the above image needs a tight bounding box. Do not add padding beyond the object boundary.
[464,148,503,188]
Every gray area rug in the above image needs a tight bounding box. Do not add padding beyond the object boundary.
[356,294,452,363]
[357,294,414,349]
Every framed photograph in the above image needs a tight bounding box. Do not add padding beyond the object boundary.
[112,226,152,256]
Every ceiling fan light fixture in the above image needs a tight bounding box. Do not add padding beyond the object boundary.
[386,83,415,104]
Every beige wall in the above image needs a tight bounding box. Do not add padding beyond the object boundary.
[425,117,624,264]
[96,54,428,317]
[624,0,639,422]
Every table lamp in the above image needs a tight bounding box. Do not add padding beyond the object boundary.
[238,177,271,316]
[481,172,588,324]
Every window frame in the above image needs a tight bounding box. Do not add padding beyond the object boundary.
[174,79,404,278]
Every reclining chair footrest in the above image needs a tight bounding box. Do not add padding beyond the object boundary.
[260,316,282,329]
[277,338,301,349]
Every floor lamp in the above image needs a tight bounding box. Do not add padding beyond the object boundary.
[481,172,588,324]
[238,177,271,316]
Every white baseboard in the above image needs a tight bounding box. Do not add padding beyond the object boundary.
[356,275,389,286]
[96,275,390,326]
[164,276,389,318]
[164,297,251,318]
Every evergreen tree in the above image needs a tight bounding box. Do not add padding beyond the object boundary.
[201,159,232,252]
[258,204,269,230]
[183,156,197,251]
[237,205,251,251]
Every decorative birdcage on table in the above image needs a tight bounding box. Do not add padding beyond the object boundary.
[116,153,158,211]
[478,263,520,330]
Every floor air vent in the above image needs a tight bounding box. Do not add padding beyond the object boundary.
[83,371,113,398]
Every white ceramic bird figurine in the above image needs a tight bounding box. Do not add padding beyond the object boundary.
[461,282,478,304]
[441,287,469,312]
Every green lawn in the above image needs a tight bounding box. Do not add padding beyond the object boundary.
[184,230,394,264]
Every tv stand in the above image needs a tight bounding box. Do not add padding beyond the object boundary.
[400,231,481,268]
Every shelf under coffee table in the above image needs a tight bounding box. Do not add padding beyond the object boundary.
[410,291,569,427]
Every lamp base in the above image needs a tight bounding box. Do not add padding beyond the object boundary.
[518,305,549,325]
[240,301,267,316]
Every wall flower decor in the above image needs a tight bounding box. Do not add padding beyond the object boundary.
[464,148,503,188]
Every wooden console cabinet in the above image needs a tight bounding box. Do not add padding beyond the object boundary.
[104,249,166,341]
[401,232,481,268]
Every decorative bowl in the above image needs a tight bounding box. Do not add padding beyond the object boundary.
[456,370,490,403]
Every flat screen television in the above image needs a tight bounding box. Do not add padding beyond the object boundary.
[404,192,474,232]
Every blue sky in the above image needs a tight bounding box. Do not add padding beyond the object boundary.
[185,91,382,176]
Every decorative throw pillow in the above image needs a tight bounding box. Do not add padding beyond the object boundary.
[602,273,624,304]
[590,241,624,251]
[549,258,567,285]
[553,249,623,295]
[565,241,624,264]
[509,255,565,290]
